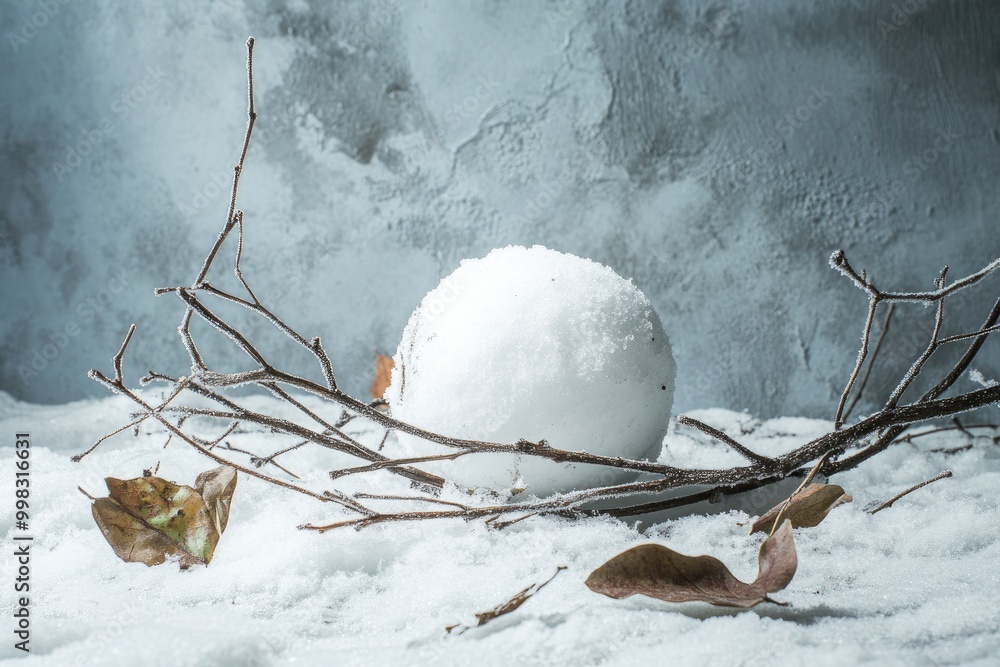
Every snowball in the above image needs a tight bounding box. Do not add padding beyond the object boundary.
[385,245,676,497]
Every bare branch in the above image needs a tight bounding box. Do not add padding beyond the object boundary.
[831,249,1000,303]
[87,367,360,511]
[80,38,1000,535]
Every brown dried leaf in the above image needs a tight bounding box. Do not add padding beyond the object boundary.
[370,351,394,399]
[89,468,238,569]
[750,483,852,535]
[195,465,238,535]
[91,498,197,568]
[446,566,566,634]
[585,520,797,608]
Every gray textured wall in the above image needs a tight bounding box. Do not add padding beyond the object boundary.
[2,0,998,419]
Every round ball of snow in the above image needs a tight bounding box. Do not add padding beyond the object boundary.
[385,245,675,497]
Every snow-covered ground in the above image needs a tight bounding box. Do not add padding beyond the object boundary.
[1,391,999,666]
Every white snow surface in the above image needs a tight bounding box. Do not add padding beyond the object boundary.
[386,245,675,496]
[1,391,1000,666]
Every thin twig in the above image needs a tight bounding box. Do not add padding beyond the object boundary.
[843,304,894,422]
[353,493,470,510]
[218,442,301,479]
[676,415,774,467]
[769,452,832,535]
[893,422,997,444]
[330,451,470,480]
[868,470,953,515]
[836,297,879,428]
[884,268,948,410]
[830,250,1000,303]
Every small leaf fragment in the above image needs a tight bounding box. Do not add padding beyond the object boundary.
[370,351,394,399]
[447,566,566,634]
[585,520,797,609]
[195,465,238,535]
[750,483,852,534]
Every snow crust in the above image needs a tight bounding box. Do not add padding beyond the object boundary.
[2,392,999,666]
[385,245,675,497]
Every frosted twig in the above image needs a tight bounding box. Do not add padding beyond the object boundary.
[835,297,879,429]
[87,328,359,511]
[768,452,831,536]
[884,267,947,410]
[218,442,301,479]
[676,415,774,467]
[329,451,471,480]
[893,422,997,444]
[353,493,470,510]
[843,304,894,422]
[868,470,953,515]
[830,250,1000,303]
[825,298,1000,476]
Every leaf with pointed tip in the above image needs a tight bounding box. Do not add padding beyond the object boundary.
[195,465,238,535]
[585,520,797,608]
[750,483,852,535]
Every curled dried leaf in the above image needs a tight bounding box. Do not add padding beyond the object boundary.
[750,483,852,535]
[585,520,797,608]
[195,465,238,534]
[88,466,237,569]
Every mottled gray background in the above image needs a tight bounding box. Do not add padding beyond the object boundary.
[1,0,998,419]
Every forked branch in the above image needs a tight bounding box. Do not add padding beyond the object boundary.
[78,36,1000,533]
